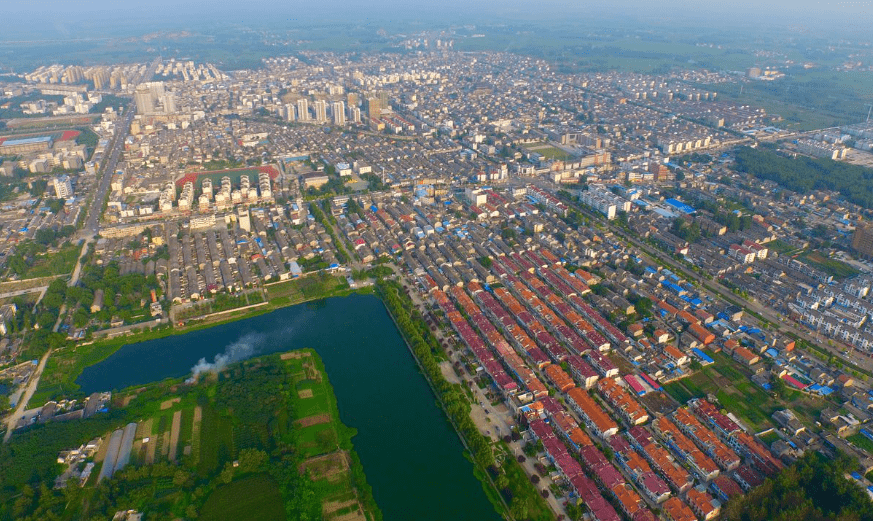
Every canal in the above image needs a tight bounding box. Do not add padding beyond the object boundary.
[76,294,500,521]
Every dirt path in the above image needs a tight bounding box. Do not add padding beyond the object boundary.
[439,361,462,384]
[168,410,182,461]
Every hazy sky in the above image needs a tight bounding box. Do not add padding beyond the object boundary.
[1,0,870,42]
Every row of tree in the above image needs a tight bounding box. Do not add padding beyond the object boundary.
[735,146,873,209]
[377,279,495,470]
[722,451,873,520]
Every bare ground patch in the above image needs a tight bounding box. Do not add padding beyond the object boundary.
[296,413,331,428]
[160,397,181,410]
[168,410,182,462]
[298,389,313,398]
[299,450,349,482]
[322,498,365,521]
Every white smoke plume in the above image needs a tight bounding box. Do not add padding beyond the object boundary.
[187,332,266,382]
[185,315,309,383]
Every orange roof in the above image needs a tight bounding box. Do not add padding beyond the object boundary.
[658,301,679,315]
[733,345,758,363]
[655,418,719,476]
[678,310,699,324]
[663,497,696,521]
[645,443,692,491]
[673,409,740,468]
[598,377,648,424]
[543,364,576,392]
[569,426,592,447]
[528,377,549,398]
[575,269,596,284]
[611,483,644,514]
[689,324,715,344]
[685,489,717,518]
[467,281,484,293]
[664,344,686,361]
[567,387,618,434]
[624,449,651,474]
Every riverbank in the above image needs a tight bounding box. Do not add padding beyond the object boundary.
[376,278,554,521]
[28,272,367,408]
[71,291,500,520]
[0,350,381,520]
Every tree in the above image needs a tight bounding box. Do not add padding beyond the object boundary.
[723,451,873,520]
[496,475,509,490]
[510,496,532,520]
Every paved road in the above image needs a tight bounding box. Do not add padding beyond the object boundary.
[3,349,51,442]
[86,57,159,235]
[0,286,47,300]
[3,59,160,443]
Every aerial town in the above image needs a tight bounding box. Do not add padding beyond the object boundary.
[3,39,873,520]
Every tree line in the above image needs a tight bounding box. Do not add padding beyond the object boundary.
[735,146,873,209]
[722,451,873,520]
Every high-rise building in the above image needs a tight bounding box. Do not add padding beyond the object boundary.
[314,100,327,122]
[366,96,381,118]
[162,91,176,114]
[284,103,296,121]
[852,223,873,258]
[134,85,154,115]
[53,175,73,199]
[332,101,346,126]
[347,92,359,109]
[296,99,309,121]
[350,107,361,124]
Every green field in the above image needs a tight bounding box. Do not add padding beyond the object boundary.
[758,431,781,446]
[767,239,803,255]
[2,350,380,520]
[266,273,352,307]
[524,143,575,161]
[848,433,873,454]
[199,473,286,521]
[663,351,833,432]
[799,251,860,280]
[285,349,380,519]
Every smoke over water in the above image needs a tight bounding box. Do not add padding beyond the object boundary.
[187,332,265,382]
[186,315,308,382]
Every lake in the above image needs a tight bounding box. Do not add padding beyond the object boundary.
[76,294,499,521]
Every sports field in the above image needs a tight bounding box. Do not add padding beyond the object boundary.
[0,129,80,146]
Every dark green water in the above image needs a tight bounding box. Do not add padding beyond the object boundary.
[76,294,499,521]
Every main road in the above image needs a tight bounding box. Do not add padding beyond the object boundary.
[3,58,161,442]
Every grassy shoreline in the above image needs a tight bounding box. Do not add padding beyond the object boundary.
[29,273,372,407]
[3,349,381,520]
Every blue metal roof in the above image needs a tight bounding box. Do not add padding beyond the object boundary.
[665,198,696,214]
